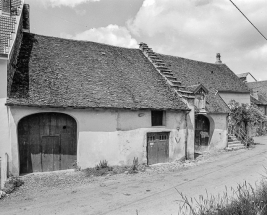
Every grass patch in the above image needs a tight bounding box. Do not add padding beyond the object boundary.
[83,158,146,177]
[178,180,267,215]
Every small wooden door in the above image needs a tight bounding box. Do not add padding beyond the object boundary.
[195,115,210,146]
[18,113,77,174]
[147,132,169,165]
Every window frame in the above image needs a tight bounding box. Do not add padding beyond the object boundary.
[151,110,166,127]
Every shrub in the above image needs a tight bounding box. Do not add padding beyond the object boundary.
[247,137,255,147]
[2,175,24,194]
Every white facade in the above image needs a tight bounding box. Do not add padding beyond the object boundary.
[4,107,194,176]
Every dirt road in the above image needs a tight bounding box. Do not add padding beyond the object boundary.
[1,136,267,215]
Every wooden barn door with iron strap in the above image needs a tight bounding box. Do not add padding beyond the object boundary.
[195,115,210,146]
[18,113,77,174]
[147,132,169,165]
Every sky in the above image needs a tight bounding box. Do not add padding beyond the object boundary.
[24,0,267,80]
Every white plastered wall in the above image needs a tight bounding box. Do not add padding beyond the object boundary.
[7,106,193,175]
[219,92,250,105]
[0,59,10,188]
[207,113,228,150]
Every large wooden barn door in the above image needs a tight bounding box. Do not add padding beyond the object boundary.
[147,132,169,165]
[195,115,210,146]
[18,113,77,174]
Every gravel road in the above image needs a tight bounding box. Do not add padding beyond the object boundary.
[0,136,267,215]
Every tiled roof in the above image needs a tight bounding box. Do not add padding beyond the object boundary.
[247,81,267,105]
[157,54,240,113]
[159,54,250,93]
[236,72,249,78]
[184,84,208,94]
[6,33,188,110]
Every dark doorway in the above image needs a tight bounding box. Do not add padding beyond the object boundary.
[18,112,77,174]
[195,114,210,146]
[147,132,169,165]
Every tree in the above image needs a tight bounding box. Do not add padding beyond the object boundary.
[228,100,266,130]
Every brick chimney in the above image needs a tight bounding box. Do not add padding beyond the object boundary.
[215,53,222,64]
[22,4,30,32]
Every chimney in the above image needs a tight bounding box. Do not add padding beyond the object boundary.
[252,91,259,100]
[22,4,30,33]
[215,53,222,64]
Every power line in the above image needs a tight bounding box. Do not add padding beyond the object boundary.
[229,0,267,41]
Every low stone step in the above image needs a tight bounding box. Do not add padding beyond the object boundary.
[177,89,194,94]
[228,140,242,145]
[159,69,172,73]
[160,71,172,75]
[155,62,166,66]
[166,76,177,81]
[164,75,175,79]
[152,59,163,63]
[149,56,160,59]
[156,66,169,70]
[228,137,238,141]
[225,145,246,151]
[228,138,239,142]
[171,80,182,85]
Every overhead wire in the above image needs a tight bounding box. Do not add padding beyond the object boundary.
[229,0,267,41]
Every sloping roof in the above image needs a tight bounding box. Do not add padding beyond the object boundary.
[157,54,241,113]
[247,81,267,105]
[184,84,208,94]
[236,72,249,78]
[159,54,250,93]
[236,72,257,82]
[6,33,188,110]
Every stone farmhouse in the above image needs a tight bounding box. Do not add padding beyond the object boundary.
[0,1,250,186]
[247,81,267,116]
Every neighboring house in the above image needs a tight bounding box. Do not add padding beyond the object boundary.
[237,72,257,83]
[143,48,250,152]
[247,81,267,115]
[0,2,195,185]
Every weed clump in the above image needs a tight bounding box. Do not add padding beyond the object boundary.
[178,180,267,215]
[84,158,147,177]
[2,175,24,195]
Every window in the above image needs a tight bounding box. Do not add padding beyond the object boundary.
[151,111,165,126]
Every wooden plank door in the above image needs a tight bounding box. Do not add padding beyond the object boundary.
[18,112,77,174]
[41,136,60,172]
[147,132,169,165]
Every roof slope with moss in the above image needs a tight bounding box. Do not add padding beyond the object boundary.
[159,54,250,93]
[158,54,242,113]
[247,81,267,105]
[6,33,188,110]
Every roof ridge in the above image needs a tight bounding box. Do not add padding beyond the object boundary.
[22,32,139,51]
[156,52,227,66]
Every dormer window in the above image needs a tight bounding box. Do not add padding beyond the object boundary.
[195,94,206,110]
[191,84,208,112]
